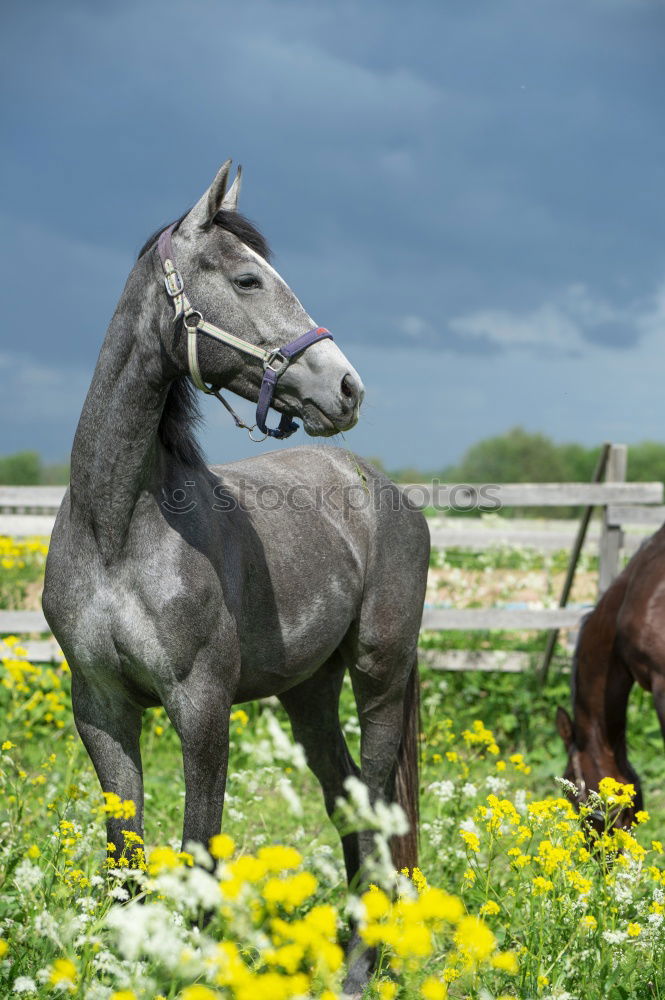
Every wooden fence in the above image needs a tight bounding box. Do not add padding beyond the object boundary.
[1,444,663,671]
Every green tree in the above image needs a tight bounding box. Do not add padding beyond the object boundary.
[0,451,42,485]
[444,427,568,484]
[626,441,665,485]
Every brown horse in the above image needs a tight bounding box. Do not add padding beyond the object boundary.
[555,526,665,824]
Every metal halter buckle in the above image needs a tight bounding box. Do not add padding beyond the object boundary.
[164,268,184,298]
[264,350,289,375]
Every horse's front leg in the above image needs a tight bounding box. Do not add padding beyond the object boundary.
[651,672,665,746]
[163,661,234,853]
[71,671,144,863]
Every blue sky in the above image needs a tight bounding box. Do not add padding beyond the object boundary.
[2,0,665,470]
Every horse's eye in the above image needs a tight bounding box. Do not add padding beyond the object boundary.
[234,274,261,290]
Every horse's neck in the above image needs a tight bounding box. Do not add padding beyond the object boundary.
[69,265,174,561]
[574,605,631,759]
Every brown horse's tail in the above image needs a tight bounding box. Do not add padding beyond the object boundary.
[391,657,420,872]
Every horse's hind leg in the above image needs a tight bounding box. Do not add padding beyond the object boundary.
[278,651,361,885]
[71,671,144,863]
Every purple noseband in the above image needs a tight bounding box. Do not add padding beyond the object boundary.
[256,327,333,438]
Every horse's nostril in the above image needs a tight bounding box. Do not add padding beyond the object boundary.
[341,374,356,401]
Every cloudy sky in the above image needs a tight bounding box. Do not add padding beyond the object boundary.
[2,0,665,470]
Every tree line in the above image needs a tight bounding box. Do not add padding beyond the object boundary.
[4,428,665,494]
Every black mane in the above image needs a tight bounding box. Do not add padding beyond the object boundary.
[138,210,271,468]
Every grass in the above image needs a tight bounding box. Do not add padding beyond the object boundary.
[3,542,665,998]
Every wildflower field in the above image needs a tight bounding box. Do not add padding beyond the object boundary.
[2,538,665,999]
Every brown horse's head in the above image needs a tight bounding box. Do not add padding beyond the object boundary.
[555,706,643,833]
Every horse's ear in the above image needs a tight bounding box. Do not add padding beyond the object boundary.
[556,706,575,750]
[221,165,242,212]
[182,159,232,231]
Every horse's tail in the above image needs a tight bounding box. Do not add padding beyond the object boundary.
[391,656,420,872]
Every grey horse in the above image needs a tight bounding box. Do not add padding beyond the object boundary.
[43,160,429,993]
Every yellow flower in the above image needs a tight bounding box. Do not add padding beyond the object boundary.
[453,915,496,964]
[417,887,463,923]
[181,988,220,1000]
[479,900,500,916]
[209,833,235,860]
[1,740,15,751]
[262,872,317,911]
[0,939,8,957]
[395,923,432,958]
[566,870,593,896]
[537,975,550,989]
[531,876,554,896]
[257,845,302,872]
[635,810,650,825]
[597,776,635,808]
[102,792,136,819]
[148,845,182,875]
[377,983,398,1000]
[111,992,138,1000]
[421,977,447,999]
[459,829,480,853]
[627,922,641,937]
[27,844,40,859]
[580,914,597,931]
[361,886,391,921]
[49,958,77,988]
[491,951,519,974]
[463,868,476,885]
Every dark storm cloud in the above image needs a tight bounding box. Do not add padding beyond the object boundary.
[2,0,665,462]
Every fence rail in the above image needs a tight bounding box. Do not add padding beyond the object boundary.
[1,448,663,671]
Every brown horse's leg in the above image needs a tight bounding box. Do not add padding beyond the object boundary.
[651,674,665,745]
[278,652,361,885]
[71,671,144,863]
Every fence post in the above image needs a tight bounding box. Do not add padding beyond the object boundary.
[598,443,627,596]
[537,442,610,686]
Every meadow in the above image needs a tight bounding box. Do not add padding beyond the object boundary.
[2,538,665,999]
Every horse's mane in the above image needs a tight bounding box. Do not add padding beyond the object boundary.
[137,209,272,469]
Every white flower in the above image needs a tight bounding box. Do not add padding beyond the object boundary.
[462,782,477,799]
[109,886,130,901]
[265,712,306,770]
[106,901,187,969]
[514,788,527,814]
[12,978,37,995]
[485,775,508,795]
[602,930,628,944]
[459,816,479,834]
[338,777,409,838]
[427,779,455,803]
[33,910,61,947]
[278,777,303,817]
[648,913,664,927]
[13,861,42,892]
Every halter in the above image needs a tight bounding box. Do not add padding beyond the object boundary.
[157,224,333,441]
